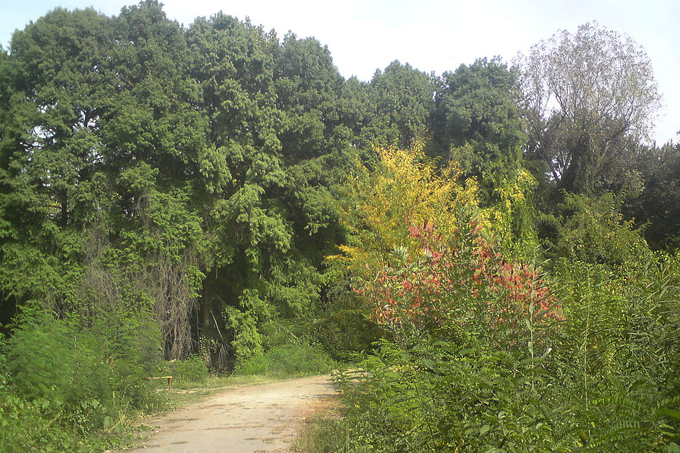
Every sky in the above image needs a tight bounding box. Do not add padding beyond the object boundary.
[1,0,678,144]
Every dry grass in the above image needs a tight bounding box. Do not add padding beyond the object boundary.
[290,393,347,452]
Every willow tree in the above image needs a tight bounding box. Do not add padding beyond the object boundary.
[518,22,661,194]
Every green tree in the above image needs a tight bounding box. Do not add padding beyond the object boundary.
[536,192,651,270]
[626,141,680,250]
[185,13,280,362]
[366,61,434,149]
[104,0,206,183]
[431,57,525,179]
[430,58,535,248]
[0,1,211,359]
[275,33,349,162]
[0,7,116,310]
[185,17,351,363]
[97,1,209,360]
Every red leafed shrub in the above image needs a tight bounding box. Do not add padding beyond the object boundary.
[357,220,563,337]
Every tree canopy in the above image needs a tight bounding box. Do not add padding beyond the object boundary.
[518,22,662,194]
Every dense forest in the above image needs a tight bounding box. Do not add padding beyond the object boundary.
[1,1,679,451]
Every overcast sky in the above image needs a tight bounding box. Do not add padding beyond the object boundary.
[1,0,678,144]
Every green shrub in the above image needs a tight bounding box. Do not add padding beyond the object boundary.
[329,338,566,452]
[172,355,209,384]
[539,193,652,270]
[323,254,680,452]
[234,344,334,378]
[0,304,167,451]
[309,286,383,362]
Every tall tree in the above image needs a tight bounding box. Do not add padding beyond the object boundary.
[430,58,534,246]
[103,0,210,360]
[275,33,348,161]
[0,1,211,358]
[105,0,205,184]
[185,17,351,363]
[518,22,661,194]
[0,7,116,309]
[431,57,526,187]
[366,61,434,149]
[185,13,287,362]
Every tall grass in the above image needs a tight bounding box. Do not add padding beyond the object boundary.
[0,304,167,452]
[233,344,335,378]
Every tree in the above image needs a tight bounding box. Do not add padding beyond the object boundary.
[0,1,210,359]
[0,7,117,310]
[185,17,353,363]
[625,141,680,250]
[332,146,479,286]
[274,33,348,162]
[518,22,661,194]
[101,1,209,360]
[366,61,435,149]
[184,13,280,362]
[431,57,525,176]
[430,59,536,248]
[431,58,529,213]
[105,0,205,183]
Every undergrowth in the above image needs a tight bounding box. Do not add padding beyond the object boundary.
[0,304,168,452]
[233,344,335,379]
[297,255,680,452]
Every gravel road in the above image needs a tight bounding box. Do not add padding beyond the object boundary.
[129,375,335,453]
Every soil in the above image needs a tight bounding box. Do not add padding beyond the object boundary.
[127,375,336,453]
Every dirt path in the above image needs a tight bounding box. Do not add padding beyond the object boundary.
[128,375,335,453]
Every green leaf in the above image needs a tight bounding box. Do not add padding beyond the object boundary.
[658,408,680,420]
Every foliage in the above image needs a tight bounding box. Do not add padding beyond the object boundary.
[518,21,662,194]
[170,355,209,384]
[361,221,561,341]
[366,61,435,149]
[333,146,478,271]
[431,57,525,181]
[0,0,352,369]
[186,15,352,365]
[333,145,548,332]
[311,247,680,453]
[322,142,680,452]
[537,192,652,270]
[548,257,680,451]
[310,284,384,362]
[0,304,166,452]
[234,344,335,378]
[332,339,566,452]
[625,141,680,251]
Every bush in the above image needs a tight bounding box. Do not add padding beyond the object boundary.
[310,286,383,362]
[539,193,652,270]
[323,189,680,451]
[171,355,209,384]
[234,344,335,378]
[0,304,167,451]
[324,254,680,452]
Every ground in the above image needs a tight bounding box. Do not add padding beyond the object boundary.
[126,375,335,453]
